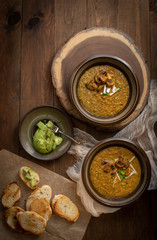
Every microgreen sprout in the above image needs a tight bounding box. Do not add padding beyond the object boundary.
[118,169,126,181]
[117,86,122,92]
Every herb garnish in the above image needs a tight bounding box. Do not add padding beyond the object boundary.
[118,169,126,181]
[117,86,122,92]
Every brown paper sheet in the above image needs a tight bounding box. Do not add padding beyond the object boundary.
[0,150,91,240]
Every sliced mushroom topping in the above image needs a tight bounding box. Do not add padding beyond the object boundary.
[106,79,115,87]
[85,80,98,91]
[115,155,130,169]
[115,155,124,168]
[95,70,108,84]
[100,74,108,83]
[85,70,121,96]
[125,167,132,176]
[85,83,96,91]
[94,76,102,84]
[107,72,112,79]
[124,159,130,169]
[94,71,102,84]
[97,85,104,92]
[102,160,115,173]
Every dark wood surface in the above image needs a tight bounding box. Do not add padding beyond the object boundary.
[0,0,157,240]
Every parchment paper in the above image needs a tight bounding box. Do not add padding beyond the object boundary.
[0,149,91,240]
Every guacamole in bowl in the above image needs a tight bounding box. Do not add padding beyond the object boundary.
[33,120,62,154]
[19,105,73,160]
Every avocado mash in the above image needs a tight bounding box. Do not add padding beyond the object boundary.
[22,167,39,188]
[33,120,62,154]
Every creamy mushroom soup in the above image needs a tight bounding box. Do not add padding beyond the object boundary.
[90,146,141,198]
[77,65,130,117]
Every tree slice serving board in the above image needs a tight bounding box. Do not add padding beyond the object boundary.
[51,27,149,130]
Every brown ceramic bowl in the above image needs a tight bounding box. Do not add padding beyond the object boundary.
[69,55,139,127]
[81,138,151,207]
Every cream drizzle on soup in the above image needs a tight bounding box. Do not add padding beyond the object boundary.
[90,146,141,198]
[77,65,130,117]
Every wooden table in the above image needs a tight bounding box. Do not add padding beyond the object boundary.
[0,0,156,239]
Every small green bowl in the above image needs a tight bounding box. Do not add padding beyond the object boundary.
[19,105,73,160]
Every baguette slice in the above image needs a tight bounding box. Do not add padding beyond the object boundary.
[26,185,52,211]
[51,194,79,222]
[1,182,21,208]
[17,211,46,235]
[30,197,52,222]
[5,206,25,232]
[19,166,40,189]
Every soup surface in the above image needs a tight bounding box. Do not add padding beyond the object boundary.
[77,65,130,117]
[90,146,141,198]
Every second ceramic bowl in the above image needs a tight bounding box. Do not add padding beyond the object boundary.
[69,55,139,127]
[81,138,151,207]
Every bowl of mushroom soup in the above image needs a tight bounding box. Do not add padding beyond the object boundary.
[81,138,151,207]
[69,55,139,128]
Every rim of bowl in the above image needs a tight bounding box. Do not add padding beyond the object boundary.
[69,55,139,125]
[81,138,151,207]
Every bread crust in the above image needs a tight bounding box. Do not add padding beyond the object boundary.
[1,182,21,208]
[51,194,79,222]
[19,166,40,189]
[17,211,46,235]
[26,185,52,211]
[5,206,24,232]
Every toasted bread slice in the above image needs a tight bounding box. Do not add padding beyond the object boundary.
[30,197,52,222]
[51,195,79,222]
[19,166,40,189]
[5,206,24,232]
[1,182,21,208]
[17,211,46,235]
[26,185,52,210]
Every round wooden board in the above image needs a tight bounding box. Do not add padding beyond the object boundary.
[51,27,149,130]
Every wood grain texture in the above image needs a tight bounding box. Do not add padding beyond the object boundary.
[0,0,21,154]
[85,191,155,240]
[0,0,157,240]
[117,0,150,67]
[20,0,55,120]
[150,0,157,78]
